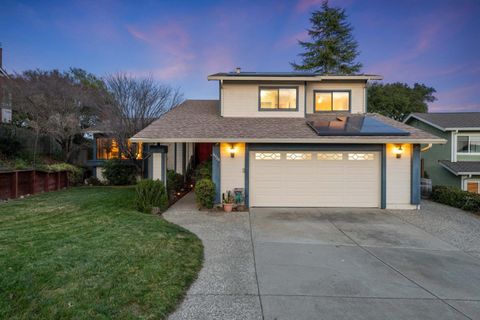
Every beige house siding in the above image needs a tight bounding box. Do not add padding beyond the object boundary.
[305,82,366,114]
[386,143,415,209]
[220,142,245,196]
[221,81,367,117]
[222,82,305,117]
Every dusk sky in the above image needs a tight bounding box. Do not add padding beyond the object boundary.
[1,0,479,112]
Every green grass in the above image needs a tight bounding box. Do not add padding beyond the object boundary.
[0,187,203,319]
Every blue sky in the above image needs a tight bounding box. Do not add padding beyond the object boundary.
[1,0,479,112]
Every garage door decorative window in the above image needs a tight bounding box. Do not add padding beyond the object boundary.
[348,153,375,161]
[317,153,343,161]
[255,152,281,160]
[286,153,312,160]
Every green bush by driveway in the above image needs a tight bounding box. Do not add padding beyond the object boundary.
[0,187,203,319]
[431,185,480,213]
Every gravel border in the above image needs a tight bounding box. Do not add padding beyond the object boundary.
[390,200,480,259]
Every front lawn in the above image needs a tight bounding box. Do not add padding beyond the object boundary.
[0,187,203,319]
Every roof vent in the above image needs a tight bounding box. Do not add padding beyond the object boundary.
[235,67,241,74]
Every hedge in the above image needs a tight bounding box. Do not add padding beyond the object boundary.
[195,179,216,209]
[431,186,480,213]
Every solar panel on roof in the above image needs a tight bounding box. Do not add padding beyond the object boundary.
[307,116,409,136]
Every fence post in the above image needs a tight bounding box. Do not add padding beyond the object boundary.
[31,170,36,194]
[44,172,49,192]
[56,172,60,190]
[11,171,18,199]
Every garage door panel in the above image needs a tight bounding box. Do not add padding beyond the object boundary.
[250,151,380,208]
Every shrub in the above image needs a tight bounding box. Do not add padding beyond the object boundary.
[167,169,184,195]
[431,186,480,213]
[86,176,103,186]
[195,179,216,209]
[47,163,84,186]
[102,160,137,185]
[195,160,212,181]
[135,179,169,214]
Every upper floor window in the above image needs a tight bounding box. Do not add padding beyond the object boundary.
[259,87,298,111]
[314,91,350,112]
[457,136,480,154]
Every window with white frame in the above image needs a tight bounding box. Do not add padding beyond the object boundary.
[465,180,480,194]
[457,136,480,154]
[286,153,312,160]
[317,153,343,161]
[255,152,281,160]
[348,153,375,161]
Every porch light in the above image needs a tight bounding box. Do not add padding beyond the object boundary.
[393,144,403,159]
[229,144,236,158]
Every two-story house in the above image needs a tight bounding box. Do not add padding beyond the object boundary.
[131,71,445,209]
[405,112,480,194]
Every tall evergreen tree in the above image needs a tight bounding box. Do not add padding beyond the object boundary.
[291,0,362,74]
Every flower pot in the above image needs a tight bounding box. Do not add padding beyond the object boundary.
[223,203,234,212]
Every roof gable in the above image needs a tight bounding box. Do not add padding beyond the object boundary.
[405,112,480,131]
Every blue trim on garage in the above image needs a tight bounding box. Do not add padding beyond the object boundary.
[381,144,386,209]
[246,143,386,208]
[212,144,221,204]
[411,144,421,205]
[245,143,250,208]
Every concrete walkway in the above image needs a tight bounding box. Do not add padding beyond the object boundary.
[164,193,480,320]
[164,192,262,320]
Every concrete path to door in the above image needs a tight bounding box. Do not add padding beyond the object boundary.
[164,192,480,320]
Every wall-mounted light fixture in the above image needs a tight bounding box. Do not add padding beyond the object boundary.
[393,144,403,159]
[229,144,236,158]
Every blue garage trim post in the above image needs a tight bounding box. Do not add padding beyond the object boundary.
[245,143,250,208]
[411,144,421,205]
[212,143,221,204]
[247,143,386,209]
[381,144,386,209]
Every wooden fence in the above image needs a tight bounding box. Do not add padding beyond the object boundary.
[0,170,69,201]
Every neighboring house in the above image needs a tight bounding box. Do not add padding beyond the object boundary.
[0,45,13,124]
[131,70,445,209]
[405,112,480,194]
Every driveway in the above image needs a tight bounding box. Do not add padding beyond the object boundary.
[164,193,480,320]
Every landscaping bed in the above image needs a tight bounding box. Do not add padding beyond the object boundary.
[0,186,203,319]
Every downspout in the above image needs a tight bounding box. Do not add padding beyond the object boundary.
[421,144,432,152]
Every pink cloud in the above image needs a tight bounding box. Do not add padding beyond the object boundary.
[127,22,195,79]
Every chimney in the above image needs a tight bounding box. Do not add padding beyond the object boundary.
[0,43,2,69]
[235,67,241,74]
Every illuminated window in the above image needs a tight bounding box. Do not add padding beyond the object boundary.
[255,152,281,160]
[317,153,343,161]
[314,91,350,112]
[348,153,375,161]
[286,153,312,160]
[96,138,143,160]
[260,87,297,110]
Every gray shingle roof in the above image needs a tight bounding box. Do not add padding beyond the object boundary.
[406,112,480,131]
[439,160,480,175]
[131,99,445,143]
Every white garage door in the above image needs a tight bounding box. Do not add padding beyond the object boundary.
[249,151,381,207]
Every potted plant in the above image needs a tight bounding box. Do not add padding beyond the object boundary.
[222,191,235,212]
